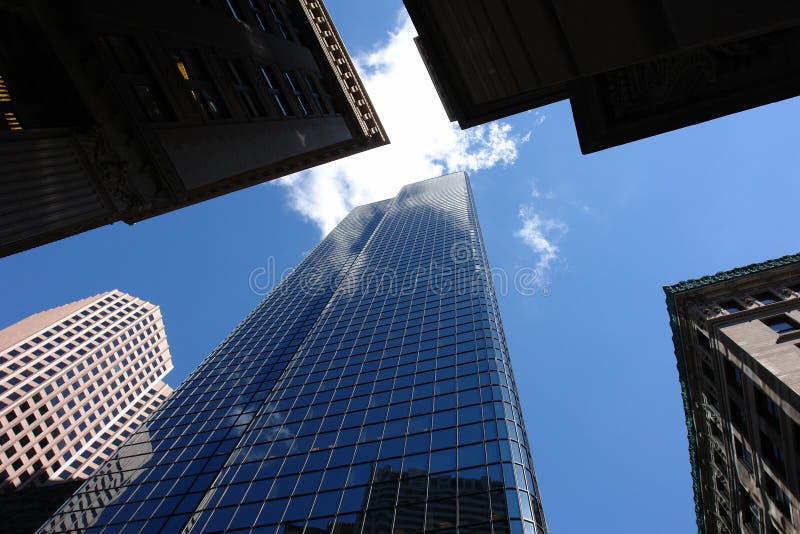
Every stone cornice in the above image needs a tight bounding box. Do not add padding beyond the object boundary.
[299,0,388,145]
[664,253,800,296]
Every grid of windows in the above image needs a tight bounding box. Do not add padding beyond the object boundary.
[0,291,173,492]
[40,173,546,534]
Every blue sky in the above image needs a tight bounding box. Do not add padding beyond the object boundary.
[2,2,800,532]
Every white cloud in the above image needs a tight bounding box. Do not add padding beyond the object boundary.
[278,12,530,235]
[529,181,553,200]
[515,198,567,283]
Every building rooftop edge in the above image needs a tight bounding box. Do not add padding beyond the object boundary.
[299,0,389,145]
[663,252,800,296]
[349,172,471,212]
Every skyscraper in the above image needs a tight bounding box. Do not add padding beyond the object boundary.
[0,290,174,532]
[404,0,800,153]
[40,173,547,534]
[0,0,386,258]
[665,254,800,533]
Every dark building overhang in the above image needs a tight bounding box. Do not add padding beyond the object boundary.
[404,0,800,154]
[0,0,388,258]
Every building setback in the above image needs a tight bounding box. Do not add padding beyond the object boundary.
[404,0,800,154]
[0,290,174,533]
[0,0,386,258]
[40,172,547,533]
[665,254,800,533]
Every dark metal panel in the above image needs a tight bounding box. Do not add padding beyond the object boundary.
[0,134,111,253]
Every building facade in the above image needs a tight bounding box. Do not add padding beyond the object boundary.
[0,290,174,531]
[665,254,800,533]
[404,0,800,153]
[0,0,386,258]
[40,172,547,534]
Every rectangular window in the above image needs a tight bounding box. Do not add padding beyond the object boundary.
[762,315,800,335]
[248,0,268,31]
[764,473,791,516]
[227,60,265,118]
[305,74,329,114]
[696,329,711,351]
[172,49,229,120]
[268,1,290,39]
[724,359,743,391]
[760,431,785,473]
[283,71,309,116]
[225,0,242,21]
[101,35,173,122]
[743,494,761,531]
[734,437,753,472]
[701,360,715,382]
[719,300,743,313]
[754,292,780,305]
[755,388,781,429]
[259,67,289,117]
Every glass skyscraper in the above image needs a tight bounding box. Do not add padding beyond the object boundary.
[40,172,547,534]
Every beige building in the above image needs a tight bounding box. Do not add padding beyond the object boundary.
[665,253,800,533]
[0,289,173,530]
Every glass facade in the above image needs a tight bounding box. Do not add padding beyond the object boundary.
[40,172,547,534]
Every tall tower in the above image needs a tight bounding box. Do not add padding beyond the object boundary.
[665,254,800,533]
[41,173,547,534]
[0,290,173,532]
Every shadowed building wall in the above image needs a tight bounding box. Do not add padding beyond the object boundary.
[0,0,386,257]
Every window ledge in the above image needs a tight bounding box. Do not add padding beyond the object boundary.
[777,330,800,343]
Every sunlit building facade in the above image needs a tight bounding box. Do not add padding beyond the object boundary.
[0,0,386,257]
[40,172,547,533]
[0,290,173,532]
[665,254,800,533]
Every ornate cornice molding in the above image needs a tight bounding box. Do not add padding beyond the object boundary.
[76,126,140,214]
[298,0,388,145]
[664,253,800,295]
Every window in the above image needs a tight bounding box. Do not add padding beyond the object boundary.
[755,388,781,430]
[754,292,780,305]
[248,0,268,31]
[719,300,743,313]
[225,0,242,20]
[259,67,288,116]
[226,60,265,118]
[724,359,743,390]
[760,431,785,473]
[764,473,791,516]
[743,494,760,532]
[0,74,22,131]
[701,360,715,382]
[734,437,753,472]
[762,315,800,335]
[305,74,329,114]
[101,35,173,122]
[172,49,229,120]
[694,331,711,354]
[268,1,290,39]
[283,71,309,116]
